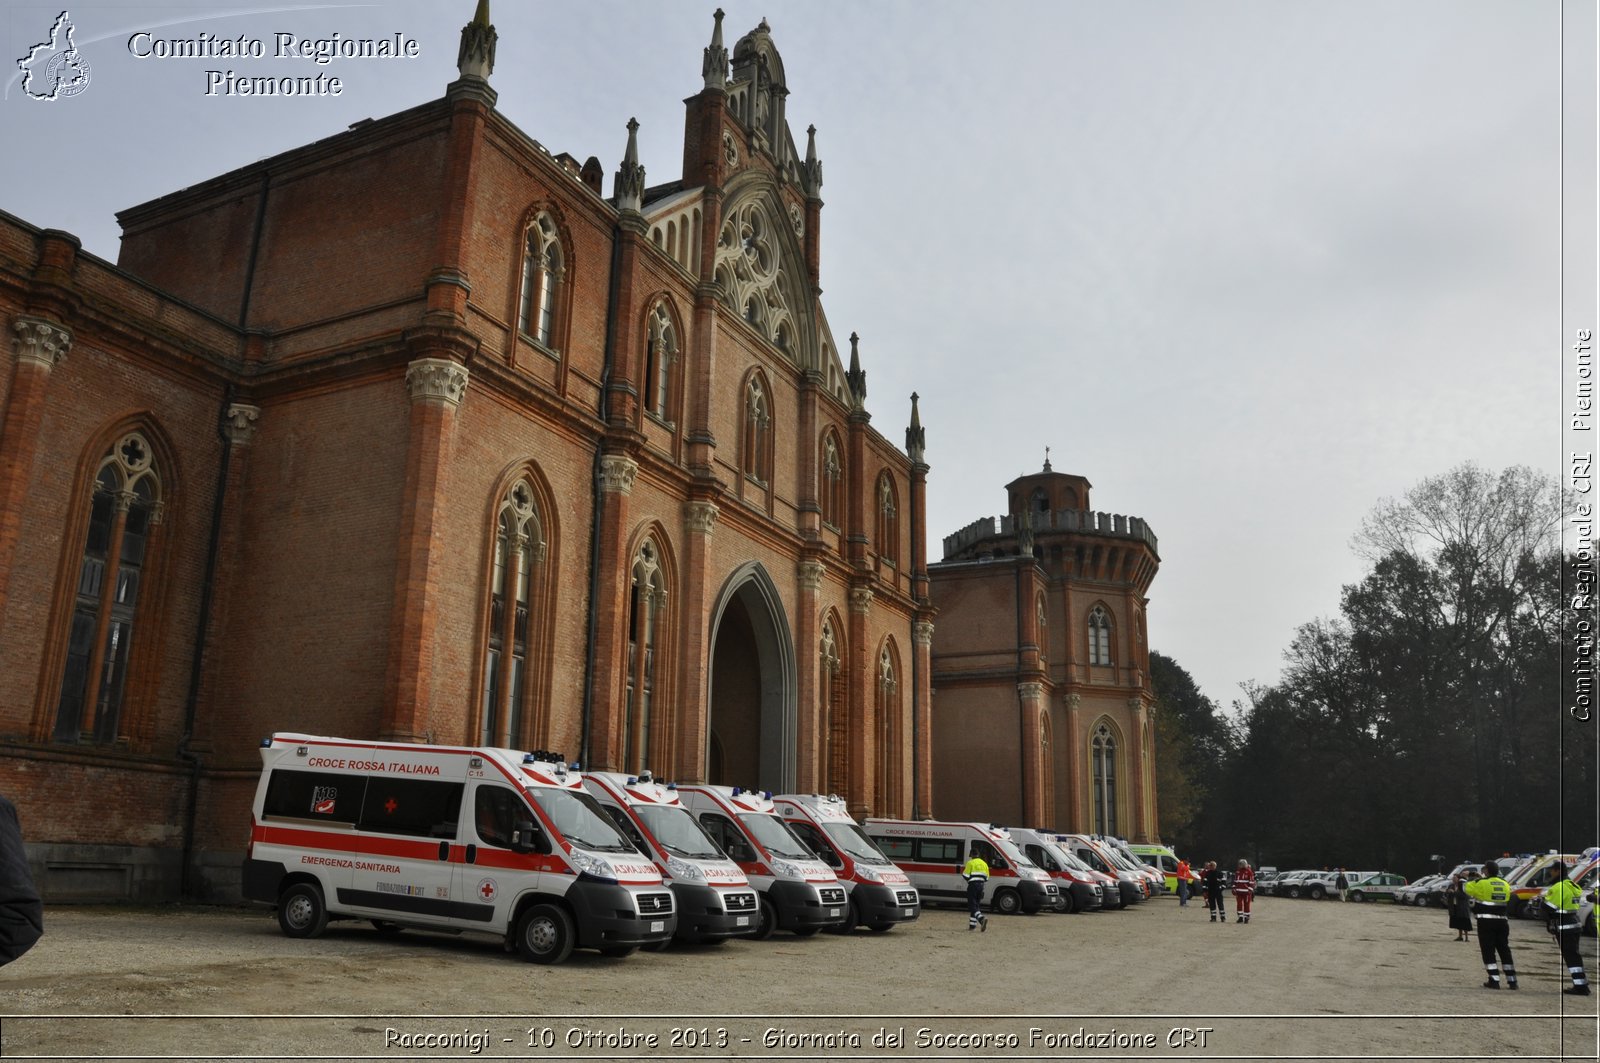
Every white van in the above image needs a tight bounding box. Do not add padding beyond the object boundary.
[863,819,1060,915]
[242,734,675,964]
[1009,827,1105,913]
[582,771,759,944]
[676,785,848,938]
[772,794,920,932]
[1058,834,1147,906]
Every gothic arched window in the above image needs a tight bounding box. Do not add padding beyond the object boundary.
[1088,604,1113,666]
[874,644,900,816]
[518,214,564,349]
[821,616,847,796]
[876,472,899,569]
[819,432,843,530]
[644,302,678,423]
[743,377,772,486]
[625,539,667,774]
[1091,722,1118,836]
[480,478,546,746]
[55,432,164,743]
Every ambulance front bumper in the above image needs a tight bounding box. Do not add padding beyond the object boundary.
[851,882,920,926]
[1068,880,1102,911]
[567,882,677,948]
[669,882,758,941]
[768,879,848,930]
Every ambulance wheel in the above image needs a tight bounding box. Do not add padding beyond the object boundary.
[278,882,328,939]
[868,923,895,933]
[599,946,635,958]
[515,904,575,965]
[370,919,403,935]
[993,888,1022,916]
[752,896,778,941]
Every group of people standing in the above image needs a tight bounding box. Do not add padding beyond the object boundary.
[1175,857,1255,923]
[1445,860,1590,995]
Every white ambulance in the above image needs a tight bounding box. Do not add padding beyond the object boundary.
[582,770,759,944]
[675,784,849,938]
[1008,826,1106,912]
[242,734,675,964]
[863,819,1060,914]
[772,794,920,932]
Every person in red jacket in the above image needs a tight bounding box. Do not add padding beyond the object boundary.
[1232,859,1257,924]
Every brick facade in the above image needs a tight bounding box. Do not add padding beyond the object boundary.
[0,9,932,902]
[929,461,1161,842]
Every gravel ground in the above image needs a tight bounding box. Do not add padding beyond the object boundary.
[1,896,1596,1061]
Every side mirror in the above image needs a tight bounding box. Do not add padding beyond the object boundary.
[510,819,543,854]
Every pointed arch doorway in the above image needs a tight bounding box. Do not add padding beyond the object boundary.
[705,563,796,791]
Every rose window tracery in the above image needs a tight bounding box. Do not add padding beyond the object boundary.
[715,200,796,356]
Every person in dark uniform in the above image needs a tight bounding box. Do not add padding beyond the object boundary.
[0,794,43,967]
[1445,870,1475,942]
[1202,860,1226,924]
[1464,861,1517,989]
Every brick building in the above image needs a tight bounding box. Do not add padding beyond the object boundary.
[0,7,932,901]
[929,457,1160,841]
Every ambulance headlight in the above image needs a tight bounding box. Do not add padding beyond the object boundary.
[853,864,884,884]
[567,850,616,882]
[666,857,705,882]
[769,859,803,878]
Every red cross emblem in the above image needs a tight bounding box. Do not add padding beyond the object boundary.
[384,798,397,814]
[477,878,497,902]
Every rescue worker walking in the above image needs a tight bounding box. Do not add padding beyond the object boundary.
[1464,861,1518,990]
[962,851,989,932]
[1233,859,1256,923]
[1543,866,1591,995]
[1176,858,1192,908]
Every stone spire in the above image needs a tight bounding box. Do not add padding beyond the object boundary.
[906,392,925,464]
[703,8,729,90]
[615,117,646,213]
[801,124,824,199]
[456,0,496,82]
[846,332,867,409]
[1043,446,1052,473]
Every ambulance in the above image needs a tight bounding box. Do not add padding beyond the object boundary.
[581,770,759,944]
[1127,843,1198,894]
[772,794,920,932]
[675,784,849,938]
[1057,833,1147,906]
[242,734,675,964]
[863,819,1060,915]
[1008,827,1105,912]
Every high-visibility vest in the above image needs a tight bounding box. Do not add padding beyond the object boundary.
[1544,879,1584,928]
[1465,876,1511,919]
[963,856,989,882]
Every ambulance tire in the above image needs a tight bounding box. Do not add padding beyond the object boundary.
[278,882,329,939]
[752,896,778,941]
[993,888,1022,915]
[515,904,576,965]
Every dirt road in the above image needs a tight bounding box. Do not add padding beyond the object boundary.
[2,896,1595,1060]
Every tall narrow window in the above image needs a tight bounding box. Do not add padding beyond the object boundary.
[1088,604,1112,666]
[625,540,666,774]
[875,473,899,568]
[644,303,677,422]
[517,215,563,348]
[819,434,843,529]
[1092,722,1118,835]
[481,480,543,746]
[56,433,163,743]
[821,618,846,796]
[743,378,771,486]
[1036,594,1049,666]
[874,645,898,816]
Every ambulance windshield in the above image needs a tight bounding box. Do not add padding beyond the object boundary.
[527,789,635,853]
[738,813,813,860]
[997,837,1036,869]
[822,822,891,865]
[634,805,722,860]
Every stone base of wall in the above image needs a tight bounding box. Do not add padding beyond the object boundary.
[25,843,247,904]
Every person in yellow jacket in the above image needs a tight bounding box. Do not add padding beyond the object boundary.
[962,852,989,932]
[1464,862,1518,989]
[1543,867,1591,995]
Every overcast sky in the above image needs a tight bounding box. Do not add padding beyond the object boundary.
[3,1,1588,711]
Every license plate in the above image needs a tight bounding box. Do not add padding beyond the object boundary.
[904,908,914,916]
[736,915,749,926]
[829,908,841,917]
[650,921,664,933]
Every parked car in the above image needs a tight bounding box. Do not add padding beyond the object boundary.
[1346,872,1407,902]
[1276,870,1318,898]
[1396,874,1444,905]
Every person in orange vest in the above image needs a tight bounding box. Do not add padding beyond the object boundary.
[1175,858,1192,908]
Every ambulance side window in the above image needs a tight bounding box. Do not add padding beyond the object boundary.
[698,814,755,862]
[788,821,841,867]
[264,769,365,825]
[359,778,464,839]
[602,806,650,855]
[1025,844,1059,872]
[874,836,914,862]
[913,839,962,865]
[474,785,526,849]
[971,839,1007,870]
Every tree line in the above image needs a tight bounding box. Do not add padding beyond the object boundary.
[1151,463,1595,878]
